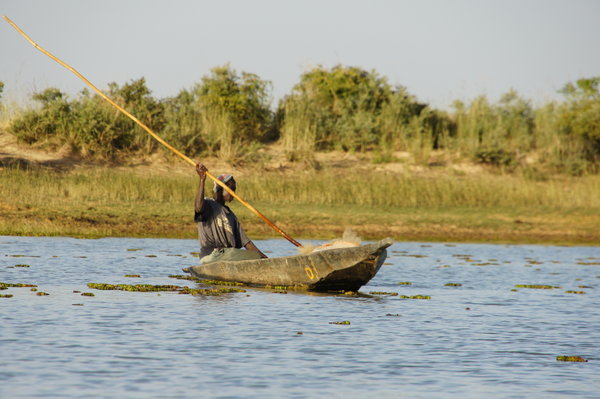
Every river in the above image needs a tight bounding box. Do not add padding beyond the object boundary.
[1,236,599,398]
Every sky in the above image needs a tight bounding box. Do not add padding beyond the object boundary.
[1,0,599,110]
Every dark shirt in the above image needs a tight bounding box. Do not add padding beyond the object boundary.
[194,198,250,258]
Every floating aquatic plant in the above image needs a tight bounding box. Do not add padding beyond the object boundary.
[514,284,560,289]
[36,292,49,296]
[127,248,142,252]
[386,313,401,317]
[265,285,294,290]
[577,262,600,265]
[124,274,141,278]
[445,283,463,287]
[178,287,246,296]
[14,264,30,268]
[397,282,412,285]
[565,290,586,294]
[87,282,245,296]
[556,356,587,362]
[578,285,592,289]
[0,294,13,298]
[0,282,37,289]
[88,283,182,292]
[81,292,95,296]
[169,274,200,281]
[329,321,351,325]
[399,295,431,299]
[369,291,398,296]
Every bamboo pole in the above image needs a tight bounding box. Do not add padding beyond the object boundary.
[3,15,302,248]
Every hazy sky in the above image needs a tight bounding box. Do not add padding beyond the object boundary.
[2,0,599,109]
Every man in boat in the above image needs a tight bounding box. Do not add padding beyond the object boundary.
[195,163,267,264]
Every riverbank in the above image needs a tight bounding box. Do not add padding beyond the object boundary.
[1,139,599,245]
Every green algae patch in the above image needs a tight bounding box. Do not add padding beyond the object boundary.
[169,275,248,287]
[200,279,247,287]
[445,283,463,287]
[81,292,95,296]
[329,320,351,325]
[0,282,38,289]
[369,291,399,296]
[399,295,431,299]
[264,284,294,290]
[36,292,49,296]
[178,287,246,296]
[14,264,30,267]
[397,281,412,285]
[124,274,141,278]
[556,355,587,362]
[515,284,561,289]
[565,290,586,294]
[87,283,182,292]
[169,274,201,281]
[87,282,246,296]
[0,294,13,298]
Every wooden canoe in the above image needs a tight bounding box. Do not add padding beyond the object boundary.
[182,238,393,292]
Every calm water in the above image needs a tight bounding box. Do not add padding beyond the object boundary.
[1,236,599,399]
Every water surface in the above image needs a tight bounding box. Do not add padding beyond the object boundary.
[1,236,599,398]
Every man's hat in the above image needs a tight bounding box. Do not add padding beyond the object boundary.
[213,174,234,192]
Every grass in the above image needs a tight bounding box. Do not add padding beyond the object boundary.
[1,165,599,244]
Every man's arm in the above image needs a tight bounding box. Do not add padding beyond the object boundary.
[195,163,208,213]
[245,241,268,258]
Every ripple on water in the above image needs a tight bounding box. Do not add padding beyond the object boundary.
[0,236,599,398]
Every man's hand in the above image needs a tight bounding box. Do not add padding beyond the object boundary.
[195,163,208,213]
[196,163,208,182]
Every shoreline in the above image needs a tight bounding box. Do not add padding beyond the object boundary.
[1,132,599,246]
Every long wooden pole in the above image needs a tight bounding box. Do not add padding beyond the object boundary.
[3,15,302,248]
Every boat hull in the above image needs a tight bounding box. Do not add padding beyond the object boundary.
[183,238,393,292]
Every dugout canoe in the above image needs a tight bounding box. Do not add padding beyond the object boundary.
[182,238,393,292]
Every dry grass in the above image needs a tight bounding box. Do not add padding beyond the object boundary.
[1,160,599,244]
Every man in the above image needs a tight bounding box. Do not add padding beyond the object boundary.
[194,163,267,264]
